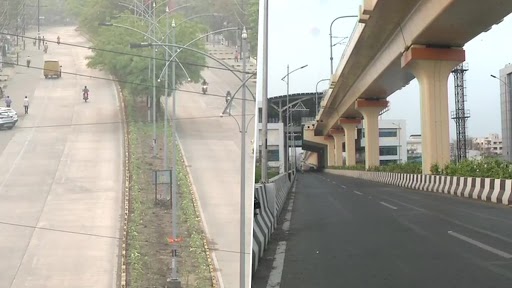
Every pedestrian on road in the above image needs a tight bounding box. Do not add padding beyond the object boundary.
[23,96,29,114]
[234,50,239,62]
[26,56,31,68]
[4,96,12,108]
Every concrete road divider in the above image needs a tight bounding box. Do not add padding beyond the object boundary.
[252,170,296,274]
[325,169,512,206]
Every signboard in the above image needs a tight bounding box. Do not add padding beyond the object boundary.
[153,169,171,184]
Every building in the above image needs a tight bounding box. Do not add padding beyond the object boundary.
[499,64,512,161]
[472,133,503,156]
[358,119,408,165]
[255,122,285,173]
[407,134,423,162]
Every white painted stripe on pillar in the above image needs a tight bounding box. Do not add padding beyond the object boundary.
[491,179,501,203]
[503,180,512,205]
[481,178,491,201]
[463,178,472,198]
[472,178,481,199]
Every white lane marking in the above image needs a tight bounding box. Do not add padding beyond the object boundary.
[341,185,346,189]
[353,190,362,195]
[266,179,297,288]
[448,231,512,259]
[380,202,398,210]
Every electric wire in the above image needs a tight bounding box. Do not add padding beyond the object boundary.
[0,32,253,75]
[1,61,255,103]
[0,220,246,255]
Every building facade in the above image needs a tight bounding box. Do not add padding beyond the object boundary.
[358,119,408,165]
[472,133,503,156]
[499,64,512,161]
[256,122,285,173]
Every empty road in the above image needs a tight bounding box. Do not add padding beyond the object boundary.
[169,51,255,288]
[0,26,123,288]
[253,172,512,288]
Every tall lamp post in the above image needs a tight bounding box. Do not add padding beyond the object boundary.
[281,64,308,172]
[315,78,330,118]
[491,74,511,160]
[239,26,248,288]
[329,15,358,75]
[260,0,269,183]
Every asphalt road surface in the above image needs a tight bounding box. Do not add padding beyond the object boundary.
[0,26,123,288]
[170,55,255,288]
[253,172,512,288]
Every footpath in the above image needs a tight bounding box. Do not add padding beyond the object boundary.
[0,33,45,110]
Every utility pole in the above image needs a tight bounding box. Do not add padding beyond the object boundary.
[260,0,269,183]
[240,25,248,288]
[37,0,40,50]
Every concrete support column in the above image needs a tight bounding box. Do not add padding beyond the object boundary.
[356,99,388,169]
[339,118,361,166]
[331,129,345,167]
[402,45,465,174]
[325,136,335,167]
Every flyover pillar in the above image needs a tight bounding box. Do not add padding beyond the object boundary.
[330,129,345,167]
[339,118,361,166]
[325,136,335,167]
[402,45,465,174]
[355,99,388,169]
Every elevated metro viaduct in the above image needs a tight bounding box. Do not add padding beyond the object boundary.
[303,0,512,174]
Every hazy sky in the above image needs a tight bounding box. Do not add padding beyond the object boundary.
[256,0,512,139]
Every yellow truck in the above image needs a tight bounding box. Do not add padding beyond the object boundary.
[43,60,62,79]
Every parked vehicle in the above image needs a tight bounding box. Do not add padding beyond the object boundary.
[43,60,62,79]
[0,107,18,130]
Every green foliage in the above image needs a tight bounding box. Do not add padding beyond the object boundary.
[333,158,512,179]
[254,165,280,183]
[247,0,259,56]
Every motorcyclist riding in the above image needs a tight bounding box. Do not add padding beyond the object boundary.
[83,86,89,97]
[57,36,61,45]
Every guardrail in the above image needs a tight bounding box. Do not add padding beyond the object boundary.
[252,170,296,273]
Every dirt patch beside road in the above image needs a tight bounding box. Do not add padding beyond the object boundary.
[125,95,214,288]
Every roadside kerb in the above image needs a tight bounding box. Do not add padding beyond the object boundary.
[325,169,512,206]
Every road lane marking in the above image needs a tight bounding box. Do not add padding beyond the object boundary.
[353,190,362,195]
[341,185,346,189]
[266,179,297,288]
[380,202,398,210]
[448,231,512,259]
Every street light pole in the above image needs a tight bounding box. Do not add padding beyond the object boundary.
[315,78,330,118]
[37,0,40,50]
[392,122,402,163]
[329,15,358,75]
[151,1,157,158]
[286,64,290,172]
[260,0,269,183]
[281,64,308,172]
[240,26,248,288]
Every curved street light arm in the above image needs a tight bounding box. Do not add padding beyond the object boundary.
[315,78,330,117]
[157,27,240,81]
[329,15,358,75]
[280,64,308,81]
[221,72,257,115]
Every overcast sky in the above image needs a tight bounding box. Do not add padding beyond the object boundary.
[255,0,512,140]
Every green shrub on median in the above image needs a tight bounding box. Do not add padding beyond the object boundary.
[331,158,512,179]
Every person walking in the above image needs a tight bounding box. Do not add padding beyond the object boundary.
[23,95,29,114]
[4,95,12,108]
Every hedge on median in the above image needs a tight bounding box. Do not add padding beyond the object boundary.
[330,158,512,180]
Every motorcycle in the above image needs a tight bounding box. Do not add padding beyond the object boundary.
[83,92,89,102]
[202,85,208,94]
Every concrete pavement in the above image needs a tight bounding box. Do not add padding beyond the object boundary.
[0,26,123,288]
[166,53,255,287]
[253,172,512,288]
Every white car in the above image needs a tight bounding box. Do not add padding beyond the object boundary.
[0,107,18,130]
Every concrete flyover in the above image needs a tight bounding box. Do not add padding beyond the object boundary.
[307,0,512,173]
[0,26,123,287]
